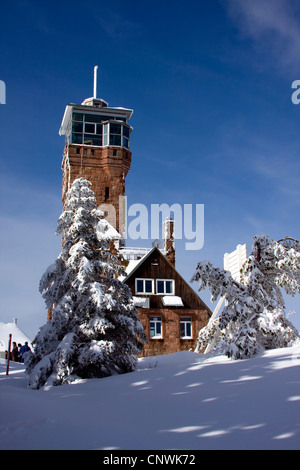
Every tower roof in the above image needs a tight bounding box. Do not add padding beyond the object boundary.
[59,67,133,137]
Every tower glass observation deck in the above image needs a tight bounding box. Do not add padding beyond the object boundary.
[59,97,133,150]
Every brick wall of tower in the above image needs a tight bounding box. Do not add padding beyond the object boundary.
[62,143,131,234]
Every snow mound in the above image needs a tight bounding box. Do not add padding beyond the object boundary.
[0,344,299,450]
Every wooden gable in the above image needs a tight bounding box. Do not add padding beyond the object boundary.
[124,247,212,314]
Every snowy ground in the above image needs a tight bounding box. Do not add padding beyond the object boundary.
[0,345,300,451]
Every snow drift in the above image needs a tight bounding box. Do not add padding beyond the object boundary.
[1,344,299,450]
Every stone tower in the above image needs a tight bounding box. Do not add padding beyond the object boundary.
[59,67,133,238]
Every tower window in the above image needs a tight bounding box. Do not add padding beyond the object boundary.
[72,133,83,144]
[105,187,110,200]
[84,123,96,134]
[73,112,83,121]
[91,149,95,156]
[70,113,130,148]
[72,122,83,133]
[84,135,102,145]
[110,134,121,146]
[110,123,122,135]
[113,149,117,156]
[76,148,80,155]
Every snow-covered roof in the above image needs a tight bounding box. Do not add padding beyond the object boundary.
[118,257,147,282]
[132,296,150,308]
[122,247,157,282]
[162,296,184,307]
[96,218,121,240]
[0,320,33,352]
[125,259,143,275]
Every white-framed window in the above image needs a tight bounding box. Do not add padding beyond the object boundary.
[135,278,154,295]
[180,317,192,338]
[156,279,174,295]
[84,122,96,134]
[102,121,131,149]
[150,316,162,339]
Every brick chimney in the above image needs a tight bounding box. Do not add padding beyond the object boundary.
[164,217,175,268]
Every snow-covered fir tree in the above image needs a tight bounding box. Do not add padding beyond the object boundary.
[191,235,300,359]
[25,178,146,389]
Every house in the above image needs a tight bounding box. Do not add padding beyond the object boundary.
[122,236,212,357]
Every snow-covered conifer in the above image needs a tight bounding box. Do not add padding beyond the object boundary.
[25,178,146,389]
[192,235,300,359]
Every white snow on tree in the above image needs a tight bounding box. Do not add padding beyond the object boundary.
[25,178,146,389]
[191,235,300,359]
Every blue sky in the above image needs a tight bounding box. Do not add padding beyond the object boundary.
[0,0,299,338]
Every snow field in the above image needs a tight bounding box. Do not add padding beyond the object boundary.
[0,344,299,450]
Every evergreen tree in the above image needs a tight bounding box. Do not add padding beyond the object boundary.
[192,235,300,359]
[25,178,146,389]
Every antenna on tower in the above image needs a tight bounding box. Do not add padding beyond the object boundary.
[93,65,98,99]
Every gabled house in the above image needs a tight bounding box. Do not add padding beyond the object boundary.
[123,245,212,357]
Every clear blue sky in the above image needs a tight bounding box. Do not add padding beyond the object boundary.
[0,0,299,338]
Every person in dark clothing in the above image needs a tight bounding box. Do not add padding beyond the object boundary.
[11,342,19,362]
[18,343,22,362]
[20,342,31,363]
